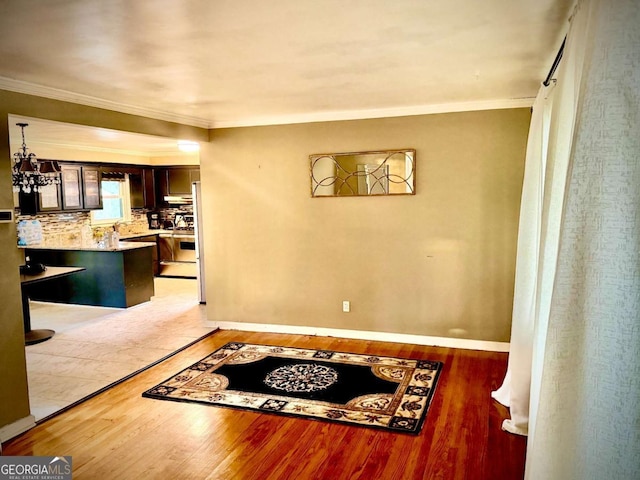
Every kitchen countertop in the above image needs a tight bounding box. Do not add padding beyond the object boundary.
[119,230,168,239]
[19,229,194,251]
[23,241,157,252]
[119,229,194,239]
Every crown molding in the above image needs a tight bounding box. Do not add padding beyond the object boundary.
[210,97,535,129]
[0,77,212,129]
[0,76,534,131]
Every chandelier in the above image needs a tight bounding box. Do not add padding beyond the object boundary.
[12,122,61,194]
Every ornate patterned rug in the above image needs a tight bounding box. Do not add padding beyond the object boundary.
[142,342,443,434]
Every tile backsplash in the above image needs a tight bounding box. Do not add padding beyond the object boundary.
[15,210,150,245]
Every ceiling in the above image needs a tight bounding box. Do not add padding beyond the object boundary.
[0,0,573,132]
[2,0,573,158]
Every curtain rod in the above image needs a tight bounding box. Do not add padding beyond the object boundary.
[543,36,566,86]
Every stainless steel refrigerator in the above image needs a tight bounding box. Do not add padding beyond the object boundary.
[192,181,206,303]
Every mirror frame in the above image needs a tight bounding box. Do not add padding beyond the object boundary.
[309,149,416,197]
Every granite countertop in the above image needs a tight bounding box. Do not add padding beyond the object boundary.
[118,230,168,239]
[23,241,157,252]
[19,229,189,251]
[120,229,194,239]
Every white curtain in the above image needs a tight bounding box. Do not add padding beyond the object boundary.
[492,0,590,435]
[526,0,592,443]
[495,8,640,478]
[490,83,555,435]
[525,0,640,477]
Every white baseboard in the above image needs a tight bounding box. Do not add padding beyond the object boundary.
[0,415,36,444]
[207,321,510,352]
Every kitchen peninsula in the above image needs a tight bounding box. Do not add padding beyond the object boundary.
[25,241,155,308]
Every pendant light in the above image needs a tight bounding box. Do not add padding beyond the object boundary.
[11,123,61,194]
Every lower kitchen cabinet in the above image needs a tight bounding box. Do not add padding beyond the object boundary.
[25,243,155,308]
[123,234,160,276]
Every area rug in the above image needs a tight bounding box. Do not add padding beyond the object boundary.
[142,342,443,434]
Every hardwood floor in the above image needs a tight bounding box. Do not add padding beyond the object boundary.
[2,330,526,479]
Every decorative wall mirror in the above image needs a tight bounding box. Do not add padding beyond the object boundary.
[310,149,415,197]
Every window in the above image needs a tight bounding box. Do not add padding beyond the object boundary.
[91,176,132,225]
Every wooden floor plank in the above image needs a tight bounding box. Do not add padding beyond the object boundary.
[2,330,526,479]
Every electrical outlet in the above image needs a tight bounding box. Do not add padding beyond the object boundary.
[342,300,350,313]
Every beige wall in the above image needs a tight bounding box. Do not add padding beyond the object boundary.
[0,89,206,435]
[203,109,530,342]
[0,88,528,435]
[0,115,31,432]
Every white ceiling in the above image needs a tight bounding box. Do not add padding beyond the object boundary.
[0,0,573,132]
[0,0,573,128]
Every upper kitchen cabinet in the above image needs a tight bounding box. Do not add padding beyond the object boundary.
[60,164,83,210]
[18,163,103,214]
[129,171,144,208]
[168,168,200,194]
[128,167,156,209]
[37,176,63,211]
[155,166,200,205]
[17,162,198,213]
[143,168,156,208]
[62,164,102,210]
[18,172,63,214]
[81,165,102,209]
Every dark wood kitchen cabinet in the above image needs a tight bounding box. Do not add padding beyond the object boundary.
[82,165,102,209]
[168,168,200,194]
[37,175,63,211]
[18,163,102,214]
[18,176,63,214]
[18,171,63,213]
[18,161,198,214]
[130,167,156,209]
[143,168,156,208]
[61,164,102,211]
[61,164,83,210]
[129,171,145,208]
[155,166,200,206]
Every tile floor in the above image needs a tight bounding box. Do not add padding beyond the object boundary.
[26,277,215,421]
